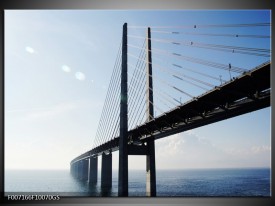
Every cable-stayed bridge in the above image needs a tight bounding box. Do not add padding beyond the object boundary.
[70,22,271,196]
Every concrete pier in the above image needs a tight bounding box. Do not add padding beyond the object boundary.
[89,156,98,184]
[146,140,156,196]
[70,163,73,175]
[79,160,84,180]
[101,152,112,188]
[76,161,80,179]
[72,163,77,177]
[82,159,89,181]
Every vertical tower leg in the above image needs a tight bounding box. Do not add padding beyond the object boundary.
[146,140,156,196]
[146,27,156,197]
[76,161,80,179]
[79,160,84,180]
[72,163,76,177]
[74,163,76,177]
[118,22,129,197]
[82,159,89,182]
[101,152,112,188]
[89,156,98,184]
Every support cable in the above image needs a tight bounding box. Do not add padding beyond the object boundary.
[101,63,121,143]
[154,88,179,108]
[151,47,247,73]
[153,62,215,88]
[129,51,215,90]
[129,52,194,98]
[128,22,270,29]
[99,57,122,145]
[93,43,122,147]
[128,44,246,74]
[128,79,147,128]
[128,53,147,127]
[129,95,147,130]
[129,35,269,53]
[128,54,146,107]
[128,41,147,123]
[152,55,226,83]
[128,72,147,128]
[184,32,271,39]
[155,93,173,111]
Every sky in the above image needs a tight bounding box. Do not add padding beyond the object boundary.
[4,10,271,170]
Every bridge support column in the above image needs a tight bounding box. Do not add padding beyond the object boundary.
[89,156,98,184]
[72,163,75,177]
[145,26,156,197]
[146,140,156,196]
[76,161,80,179]
[73,163,76,177]
[72,163,77,177]
[79,160,84,180]
[75,163,78,178]
[101,152,112,188]
[118,22,129,196]
[82,159,89,182]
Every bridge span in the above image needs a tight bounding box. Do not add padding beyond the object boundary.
[70,23,270,196]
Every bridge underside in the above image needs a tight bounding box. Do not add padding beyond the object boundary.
[71,62,270,163]
[129,61,270,142]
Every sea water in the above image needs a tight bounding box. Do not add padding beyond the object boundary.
[5,168,270,197]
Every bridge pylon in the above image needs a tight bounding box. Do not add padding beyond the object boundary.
[118,23,156,197]
[145,27,156,197]
[118,22,129,197]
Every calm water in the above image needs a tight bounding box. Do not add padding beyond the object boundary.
[5,168,270,197]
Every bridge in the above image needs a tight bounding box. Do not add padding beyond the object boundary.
[70,22,271,197]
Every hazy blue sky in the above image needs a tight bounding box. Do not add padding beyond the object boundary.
[5,10,270,170]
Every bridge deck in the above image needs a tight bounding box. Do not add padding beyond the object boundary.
[71,62,270,164]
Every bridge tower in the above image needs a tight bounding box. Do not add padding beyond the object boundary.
[118,23,156,197]
[145,27,156,197]
[118,23,129,197]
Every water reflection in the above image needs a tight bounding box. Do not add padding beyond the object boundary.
[71,174,115,196]
[100,185,112,197]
